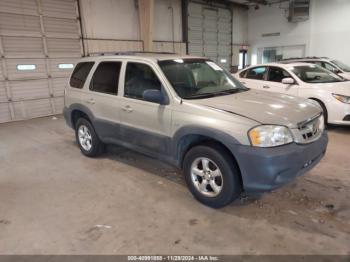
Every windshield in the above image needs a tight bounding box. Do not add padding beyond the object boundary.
[331,60,350,72]
[158,59,248,99]
[291,65,344,83]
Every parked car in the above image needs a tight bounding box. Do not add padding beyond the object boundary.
[64,53,328,208]
[236,63,350,125]
[280,57,350,80]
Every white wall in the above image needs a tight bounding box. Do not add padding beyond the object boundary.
[154,0,182,42]
[247,0,350,65]
[232,5,248,67]
[80,0,141,40]
[309,0,350,65]
[79,0,182,41]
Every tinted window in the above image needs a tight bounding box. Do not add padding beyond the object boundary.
[124,62,161,100]
[239,70,246,78]
[268,67,291,82]
[246,67,266,80]
[70,62,94,89]
[90,62,121,95]
[323,62,337,72]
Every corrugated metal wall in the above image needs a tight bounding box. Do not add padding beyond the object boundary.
[83,39,186,55]
[187,0,232,70]
[0,0,82,123]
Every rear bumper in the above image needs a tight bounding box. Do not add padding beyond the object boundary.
[232,132,328,193]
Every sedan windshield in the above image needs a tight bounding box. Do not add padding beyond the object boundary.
[291,65,344,83]
[331,60,350,72]
[158,59,248,99]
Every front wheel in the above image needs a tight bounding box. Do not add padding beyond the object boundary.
[183,145,242,208]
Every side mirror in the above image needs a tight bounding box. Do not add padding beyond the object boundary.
[143,89,166,104]
[282,77,295,85]
[333,69,342,74]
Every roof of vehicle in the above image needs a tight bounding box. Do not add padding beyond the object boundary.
[280,57,331,63]
[79,52,204,63]
[242,62,314,70]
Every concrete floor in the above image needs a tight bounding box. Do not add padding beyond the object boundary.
[0,116,349,255]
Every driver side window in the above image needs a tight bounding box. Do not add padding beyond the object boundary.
[267,67,291,83]
[124,62,161,101]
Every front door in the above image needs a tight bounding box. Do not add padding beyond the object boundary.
[265,66,299,96]
[119,61,172,155]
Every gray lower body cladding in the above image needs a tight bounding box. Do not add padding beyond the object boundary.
[232,132,328,193]
[64,106,328,194]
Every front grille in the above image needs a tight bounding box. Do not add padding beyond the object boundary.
[292,114,324,144]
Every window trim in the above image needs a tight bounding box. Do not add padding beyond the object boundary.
[89,61,122,96]
[69,61,95,89]
[123,61,169,104]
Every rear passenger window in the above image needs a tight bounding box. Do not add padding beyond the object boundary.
[124,62,161,100]
[90,62,122,95]
[267,67,291,82]
[246,67,266,80]
[70,62,94,89]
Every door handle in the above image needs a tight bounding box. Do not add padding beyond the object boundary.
[263,85,270,89]
[86,98,95,104]
[122,105,133,113]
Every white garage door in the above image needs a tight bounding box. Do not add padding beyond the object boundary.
[187,1,232,70]
[0,0,82,123]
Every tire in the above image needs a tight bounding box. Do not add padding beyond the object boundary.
[183,144,242,208]
[75,118,104,157]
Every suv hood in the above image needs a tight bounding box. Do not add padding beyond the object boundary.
[189,89,321,128]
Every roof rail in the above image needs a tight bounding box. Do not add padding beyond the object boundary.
[86,51,177,57]
[280,56,330,61]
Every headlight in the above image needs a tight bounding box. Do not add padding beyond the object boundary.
[248,125,293,147]
[332,94,350,104]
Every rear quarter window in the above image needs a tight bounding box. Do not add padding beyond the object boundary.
[70,62,94,89]
[239,70,247,78]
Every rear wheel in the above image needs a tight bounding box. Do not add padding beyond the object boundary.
[75,118,104,157]
[183,145,242,208]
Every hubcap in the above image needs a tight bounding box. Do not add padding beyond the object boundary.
[78,125,92,151]
[190,157,223,197]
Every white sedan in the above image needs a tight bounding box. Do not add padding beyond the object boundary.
[235,63,350,125]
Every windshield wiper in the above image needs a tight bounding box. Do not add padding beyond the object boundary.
[183,89,244,100]
[183,93,217,99]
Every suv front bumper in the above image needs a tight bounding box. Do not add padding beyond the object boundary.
[233,132,328,193]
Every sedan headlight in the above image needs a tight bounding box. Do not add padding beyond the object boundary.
[332,94,350,104]
[248,125,293,147]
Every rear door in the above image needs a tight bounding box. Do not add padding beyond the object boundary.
[265,66,299,96]
[119,60,172,155]
[84,60,123,140]
[240,66,268,90]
